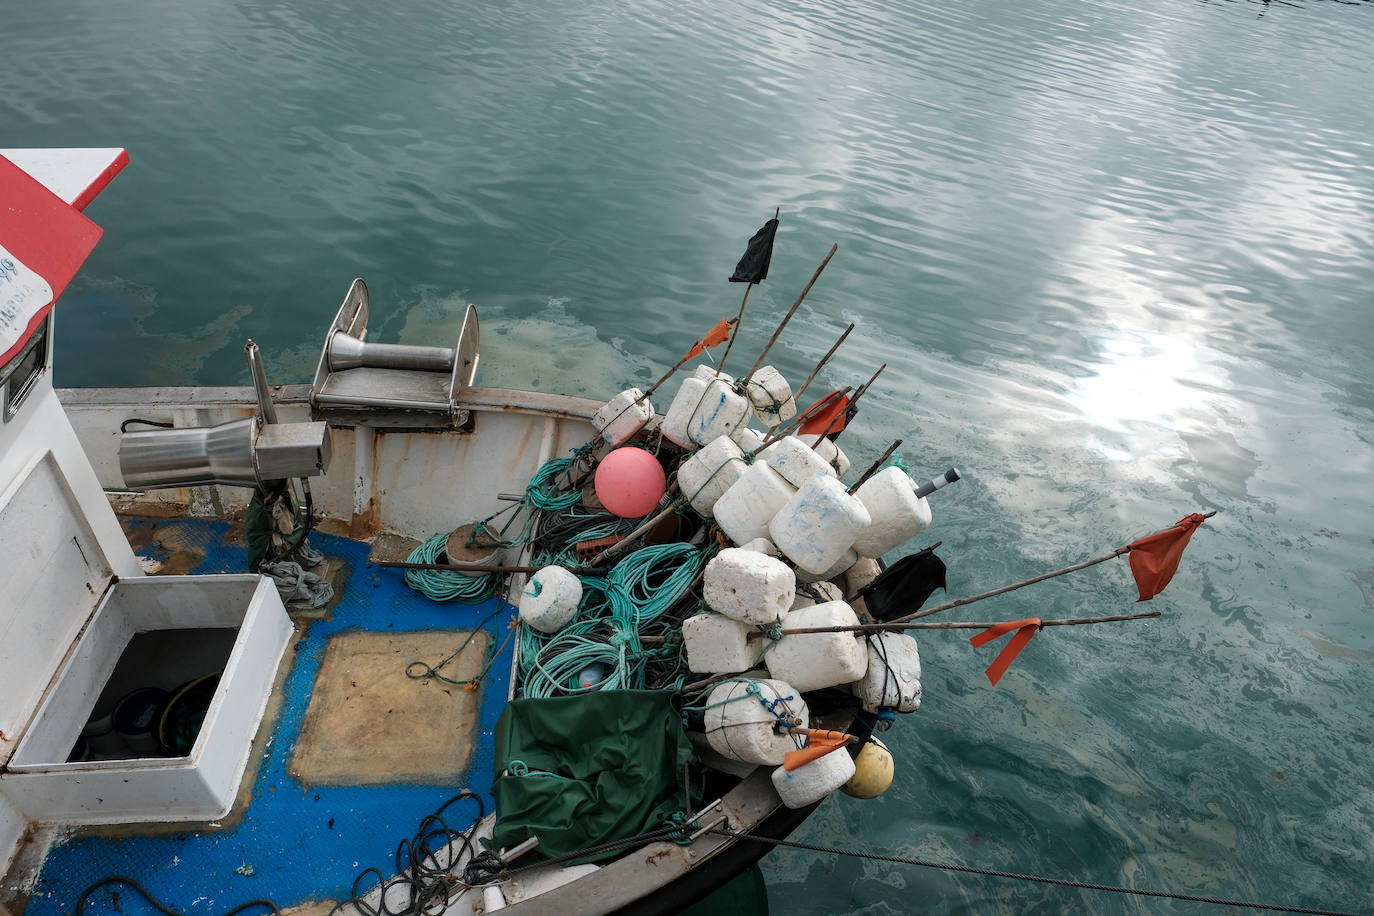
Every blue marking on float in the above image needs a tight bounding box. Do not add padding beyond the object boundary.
[25,519,515,916]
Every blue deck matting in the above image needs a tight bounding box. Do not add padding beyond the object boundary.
[24,519,516,916]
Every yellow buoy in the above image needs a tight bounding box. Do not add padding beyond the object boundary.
[841,737,893,799]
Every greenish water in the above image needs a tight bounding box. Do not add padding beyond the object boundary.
[9,0,1374,912]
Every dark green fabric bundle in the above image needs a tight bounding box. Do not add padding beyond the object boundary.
[491,689,694,860]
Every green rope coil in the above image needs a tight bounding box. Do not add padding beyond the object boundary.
[401,533,501,602]
[527,457,586,511]
[515,544,710,699]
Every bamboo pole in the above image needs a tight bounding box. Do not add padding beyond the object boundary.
[740,243,839,387]
[589,496,685,566]
[882,510,1218,625]
[846,439,902,494]
[373,560,608,575]
[790,323,855,407]
[639,323,735,403]
[752,610,1162,639]
[715,279,754,379]
[717,208,780,378]
[681,671,735,695]
[885,550,1128,624]
[754,387,852,452]
[855,362,887,399]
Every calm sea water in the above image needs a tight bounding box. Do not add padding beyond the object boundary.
[9,0,1374,911]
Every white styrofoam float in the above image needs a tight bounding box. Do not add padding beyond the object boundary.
[703,547,796,625]
[850,466,933,558]
[843,557,882,600]
[703,678,808,765]
[743,366,796,426]
[737,536,780,557]
[798,433,850,476]
[763,435,835,489]
[663,370,751,447]
[518,565,583,634]
[772,745,857,809]
[764,601,868,692]
[794,547,857,584]
[682,613,758,674]
[769,474,871,575]
[851,631,923,713]
[677,435,746,518]
[591,388,654,448]
[714,461,796,546]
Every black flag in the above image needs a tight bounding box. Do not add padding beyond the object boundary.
[729,218,780,284]
[857,550,947,621]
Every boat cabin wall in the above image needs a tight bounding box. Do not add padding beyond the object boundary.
[59,386,601,541]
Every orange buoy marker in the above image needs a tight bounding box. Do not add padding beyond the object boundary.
[782,729,850,771]
[774,730,856,808]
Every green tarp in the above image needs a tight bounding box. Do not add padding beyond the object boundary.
[491,689,695,860]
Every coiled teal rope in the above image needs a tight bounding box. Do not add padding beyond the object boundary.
[401,533,501,602]
[516,544,711,698]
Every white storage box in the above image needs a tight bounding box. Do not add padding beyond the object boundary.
[1,575,291,824]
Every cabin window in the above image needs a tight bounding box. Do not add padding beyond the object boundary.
[2,315,49,422]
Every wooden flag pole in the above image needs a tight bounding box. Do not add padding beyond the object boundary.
[714,285,753,378]
[375,560,609,576]
[851,362,888,404]
[754,387,852,452]
[846,439,903,494]
[638,324,736,403]
[740,243,839,387]
[789,361,884,452]
[790,323,855,407]
[718,208,780,377]
[753,610,1162,639]
[882,510,1219,625]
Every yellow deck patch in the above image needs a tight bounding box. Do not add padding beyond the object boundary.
[290,629,488,785]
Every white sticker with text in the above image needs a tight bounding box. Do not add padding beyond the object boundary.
[0,244,54,356]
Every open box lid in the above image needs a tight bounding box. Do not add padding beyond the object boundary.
[0,149,127,764]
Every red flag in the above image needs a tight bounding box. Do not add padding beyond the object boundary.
[680,317,734,361]
[969,618,1041,685]
[798,391,850,437]
[1128,513,1207,602]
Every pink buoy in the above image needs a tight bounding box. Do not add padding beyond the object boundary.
[594,447,666,518]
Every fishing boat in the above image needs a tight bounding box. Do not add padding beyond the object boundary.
[2,148,1212,916]
[0,148,958,916]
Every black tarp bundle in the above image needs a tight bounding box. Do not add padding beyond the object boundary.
[857,550,947,621]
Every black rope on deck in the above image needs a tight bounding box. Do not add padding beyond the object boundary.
[709,829,1369,916]
[75,876,281,916]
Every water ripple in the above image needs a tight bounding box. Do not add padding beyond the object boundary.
[14,0,1374,911]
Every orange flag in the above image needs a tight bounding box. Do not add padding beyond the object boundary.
[969,617,1041,685]
[783,730,850,771]
[680,317,734,361]
[798,391,850,436]
[1128,513,1207,602]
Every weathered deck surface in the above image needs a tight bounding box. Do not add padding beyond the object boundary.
[20,518,515,916]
